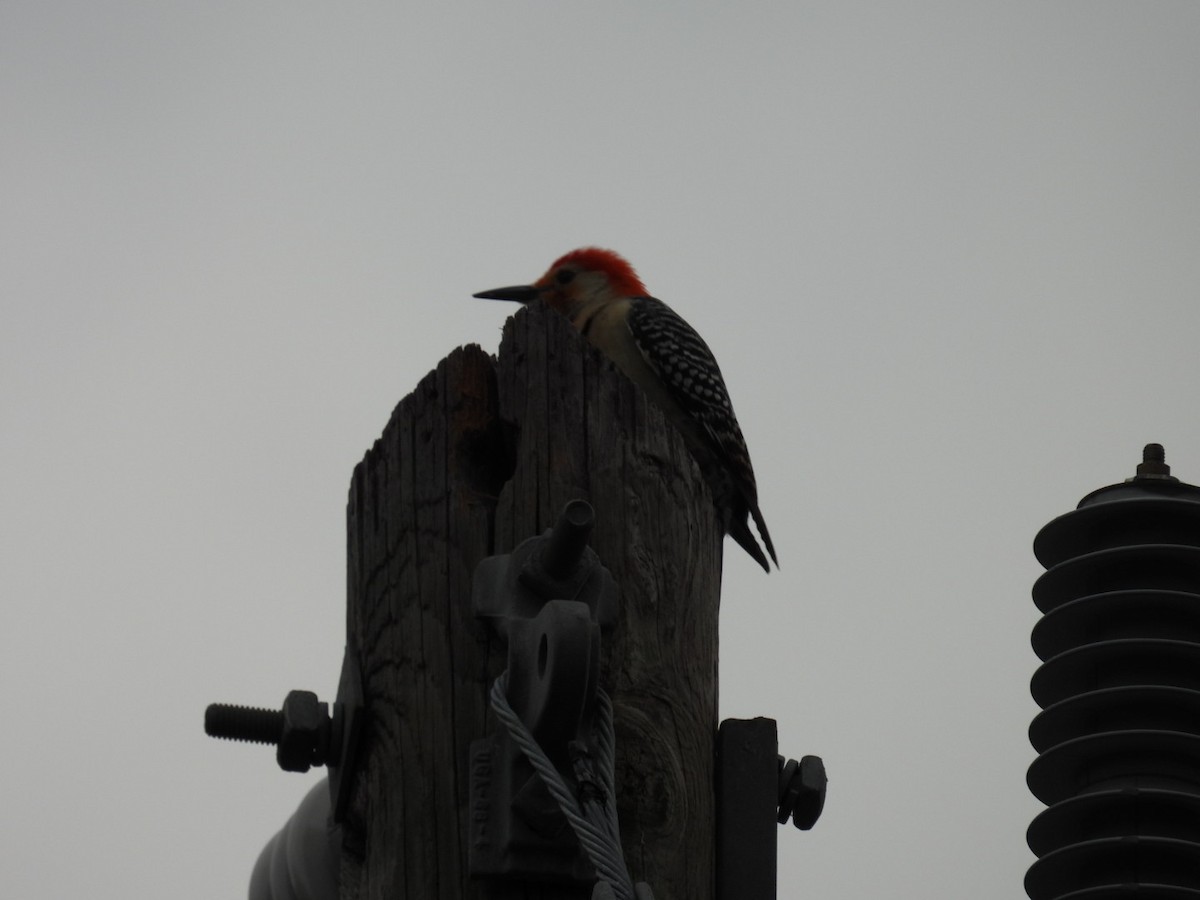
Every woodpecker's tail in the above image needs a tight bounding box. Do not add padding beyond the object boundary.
[730,504,778,573]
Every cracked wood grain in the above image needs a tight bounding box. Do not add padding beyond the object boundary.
[340,303,721,900]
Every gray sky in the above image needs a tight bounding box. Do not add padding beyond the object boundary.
[3,2,1199,898]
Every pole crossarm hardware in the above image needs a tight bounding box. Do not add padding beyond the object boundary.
[204,649,364,824]
[470,499,655,899]
[202,649,365,900]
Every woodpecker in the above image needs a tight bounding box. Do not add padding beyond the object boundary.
[474,247,777,572]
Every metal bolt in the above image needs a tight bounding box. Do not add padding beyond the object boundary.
[777,754,827,830]
[206,690,336,773]
[205,703,284,745]
[540,499,595,580]
[1134,442,1175,480]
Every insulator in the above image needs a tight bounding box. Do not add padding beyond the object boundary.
[1025,444,1200,900]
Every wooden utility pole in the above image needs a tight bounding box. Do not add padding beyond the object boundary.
[338,302,723,899]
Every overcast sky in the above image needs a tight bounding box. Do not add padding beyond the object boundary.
[3,3,1200,898]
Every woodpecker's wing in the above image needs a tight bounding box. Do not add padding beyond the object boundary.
[625,296,777,569]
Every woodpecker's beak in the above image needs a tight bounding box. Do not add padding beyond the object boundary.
[472,284,541,304]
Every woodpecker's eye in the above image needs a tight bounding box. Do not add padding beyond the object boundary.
[555,268,576,285]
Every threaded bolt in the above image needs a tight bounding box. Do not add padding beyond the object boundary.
[204,691,334,773]
[1135,442,1173,479]
[205,704,284,745]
